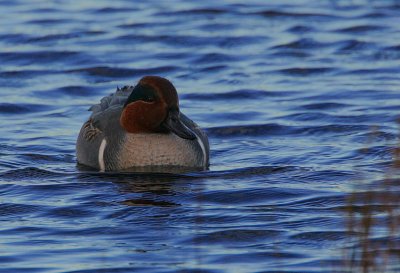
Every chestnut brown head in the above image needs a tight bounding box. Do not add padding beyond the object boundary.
[120,76,196,140]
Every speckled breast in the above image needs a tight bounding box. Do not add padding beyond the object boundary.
[108,133,205,170]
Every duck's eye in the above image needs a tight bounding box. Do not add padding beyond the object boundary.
[143,95,155,102]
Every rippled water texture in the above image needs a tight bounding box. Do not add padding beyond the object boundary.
[1,1,400,272]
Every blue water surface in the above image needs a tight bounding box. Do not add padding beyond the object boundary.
[1,0,400,272]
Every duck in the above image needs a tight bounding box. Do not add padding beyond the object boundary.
[76,76,209,171]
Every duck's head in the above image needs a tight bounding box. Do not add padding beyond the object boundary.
[120,76,196,140]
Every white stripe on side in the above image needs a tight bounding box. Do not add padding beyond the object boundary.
[181,122,207,168]
[98,138,107,172]
[193,131,207,168]
[197,136,207,168]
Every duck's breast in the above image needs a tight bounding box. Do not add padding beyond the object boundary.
[115,133,205,169]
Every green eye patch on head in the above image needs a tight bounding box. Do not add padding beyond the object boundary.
[124,84,158,107]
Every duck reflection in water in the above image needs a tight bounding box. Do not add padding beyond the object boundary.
[76,166,204,208]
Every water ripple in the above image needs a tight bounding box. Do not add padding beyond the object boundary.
[335,24,386,33]
[207,123,295,137]
[68,66,178,78]
[278,67,335,76]
[183,89,286,100]
[272,38,329,50]
[190,229,284,245]
[0,103,53,114]
[254,10,340,19]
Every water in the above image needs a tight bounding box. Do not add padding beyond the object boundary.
[1,0,400,272]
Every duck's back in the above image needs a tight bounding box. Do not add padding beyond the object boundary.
[76,86,132,170]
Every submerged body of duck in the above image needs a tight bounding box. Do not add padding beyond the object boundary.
[76,76,209,171]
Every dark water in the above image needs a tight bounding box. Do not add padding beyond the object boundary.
[1,0,400,272]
